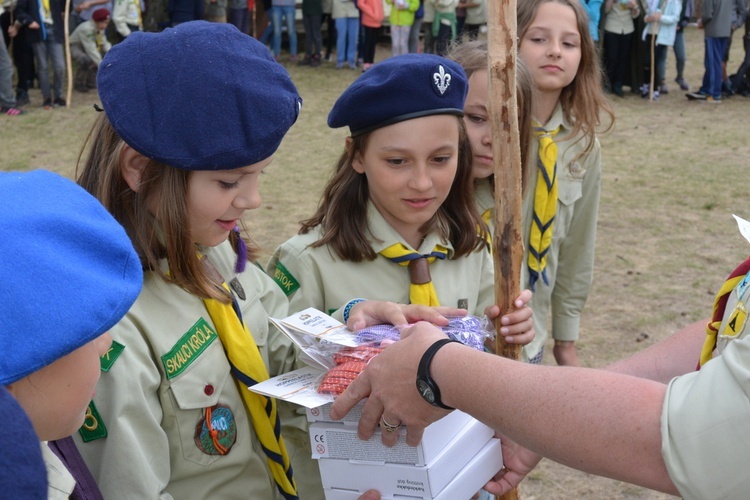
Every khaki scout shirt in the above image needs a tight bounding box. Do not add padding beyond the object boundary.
[662,265,750,499]
[520,103,602,361]
[69,19,111,66]
[74,241,324,499]
[267,202,495,318]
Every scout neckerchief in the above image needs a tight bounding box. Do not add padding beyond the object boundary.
[38,0,50,40]
[202,271,298,500]
[379,243,449,306]
[699,255,750,367]
[527,122,561,291]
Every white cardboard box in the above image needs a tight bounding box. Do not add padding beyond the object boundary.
[307,401,364,424]
[322,438,503,500]
[310,410,475,466]
[317,416,496,498]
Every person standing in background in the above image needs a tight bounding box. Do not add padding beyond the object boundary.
[10,0,66,108]
[602,0,640,96]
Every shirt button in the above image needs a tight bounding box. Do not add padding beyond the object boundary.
[204,384,214,396]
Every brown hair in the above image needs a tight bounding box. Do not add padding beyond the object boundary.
[299,117,488,261]
[76,114,256,302]
[517,0,614,158]
[447,37,536,196]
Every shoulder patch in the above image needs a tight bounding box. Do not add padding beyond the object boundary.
[79,401,108,442]
[272,261,300,296]
[161,318,218,379]
[100,340,125,372]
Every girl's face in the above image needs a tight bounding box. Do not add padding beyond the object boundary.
[463,69,493,180]
[519,1,581,96]
[352,115,459,249]
[186,158,271,247]
[8,332,113,441]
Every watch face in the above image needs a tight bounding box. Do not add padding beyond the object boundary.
[417,380,436,404]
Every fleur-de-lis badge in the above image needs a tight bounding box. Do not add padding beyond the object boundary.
[433,65,452,95]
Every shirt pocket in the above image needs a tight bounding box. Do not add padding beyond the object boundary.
[554,175,583,237]
[167,339,239,467]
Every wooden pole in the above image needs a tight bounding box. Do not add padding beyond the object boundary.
[487,0,522,498]
[64,0,72,108]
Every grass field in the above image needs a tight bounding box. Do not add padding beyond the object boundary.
[3,25,750,499]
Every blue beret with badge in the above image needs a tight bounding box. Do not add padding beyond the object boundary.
[97,21,302,170]
[0,170,143,386]
[327,53,468,136]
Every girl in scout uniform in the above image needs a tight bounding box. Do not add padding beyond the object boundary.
[447,39,535,236]
[268,53,535,348]
[516,0,614,366]
[73,22,449,500]
[1,170,142,499]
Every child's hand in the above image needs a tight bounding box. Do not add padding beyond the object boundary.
[484,289,534,346]
[345,300,467,331]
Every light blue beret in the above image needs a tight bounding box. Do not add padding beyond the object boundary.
[0,170,142,385]
[328,53,468,136]
[97,21,302,170]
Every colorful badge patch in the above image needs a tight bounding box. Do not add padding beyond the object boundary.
[720,301,748,340]
[100,340,125,372]
[161,318,217,380]
[194,404,237,455]
[78,400,108,442]
[735,272,750,302]
[272,262,300,296]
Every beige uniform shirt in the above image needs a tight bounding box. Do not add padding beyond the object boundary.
[42,443,76,500]
[662,264,750,499]
[520,103,602,361]
[69,20,111,66]
[267,202,495,318]
[74,241,324,499]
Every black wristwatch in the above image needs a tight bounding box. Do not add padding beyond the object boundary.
[416,338,459,410]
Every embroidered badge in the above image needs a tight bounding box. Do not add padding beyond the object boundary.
[272,261,300,296]
[457,298,469,310]
[720,301,748,340]
[736,272,750,301]
[161,318,217,380]
[432,64,452,96]
[100,340,125,372]
[229,277,246,301]
[78,401,108,442]
[194,405,237,455]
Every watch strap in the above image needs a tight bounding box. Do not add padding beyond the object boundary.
[417,338,460,410]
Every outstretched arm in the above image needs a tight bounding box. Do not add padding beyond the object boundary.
[332,322,679,495]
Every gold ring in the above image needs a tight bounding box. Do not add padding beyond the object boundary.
[380,416,400,433]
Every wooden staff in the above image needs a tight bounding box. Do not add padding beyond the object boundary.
[487,0,522,498]
[64,0,72,108]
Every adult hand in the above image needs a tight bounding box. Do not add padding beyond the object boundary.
[483,435,543,495]
[346,300,467,332]
[29,21,41,29]
[330,322,451,445]
[484,289,534,346]
[7,24,18,37]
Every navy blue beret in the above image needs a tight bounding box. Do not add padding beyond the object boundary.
[328,53,468,136]
[98,21,302,170]
[0,170,143,385]
[0,387,46,497]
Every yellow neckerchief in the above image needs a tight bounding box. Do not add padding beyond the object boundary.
[699,257,750,367]
[379,243,448,306]
[527,121,561,291]
[203,282,298,500]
